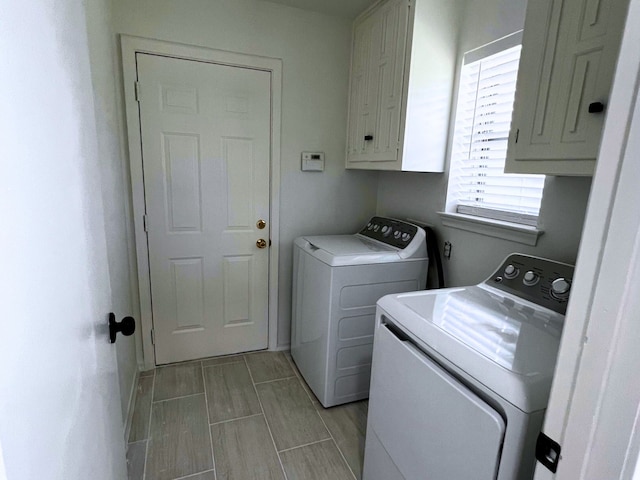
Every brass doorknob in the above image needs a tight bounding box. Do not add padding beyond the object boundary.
[256,239,267,249]
[257,219,266,229]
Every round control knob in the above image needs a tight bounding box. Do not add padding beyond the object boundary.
[550,278,571,300]
[393,231,401,239]
[381,226,389,233]
[373,224,380,232]
[366,222,373,231]
[504,264,519,279]
[401,233,411,242]
[522,271,539,286]
[382,227,392,237]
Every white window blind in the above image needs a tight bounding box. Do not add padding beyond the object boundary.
[447,35,545,227]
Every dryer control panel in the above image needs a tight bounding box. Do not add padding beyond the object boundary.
[359,216,419,249]
[486,253,575,315]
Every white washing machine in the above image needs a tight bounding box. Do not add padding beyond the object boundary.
[291,217,428,408]
[363,253,574,480]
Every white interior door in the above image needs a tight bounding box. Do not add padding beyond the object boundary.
[136,53,271,364]
[534,1,640,477]
[1,0,126,477]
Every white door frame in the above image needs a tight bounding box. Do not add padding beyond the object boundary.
[121,35,282,369]
[534,0,640,478]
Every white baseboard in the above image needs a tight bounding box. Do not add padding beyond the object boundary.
[123,370,140,443]
[272,344,290,352]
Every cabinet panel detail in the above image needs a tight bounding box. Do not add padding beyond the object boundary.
[562,51,600,142]
[532,0,564,142]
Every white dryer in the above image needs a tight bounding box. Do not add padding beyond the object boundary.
[363,253,574,480]
[291,217,428,408]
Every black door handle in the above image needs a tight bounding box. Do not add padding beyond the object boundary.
[109,312,136,343]
[364,135,373,141]
[588,102,605,113]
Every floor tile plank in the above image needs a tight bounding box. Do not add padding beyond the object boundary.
[211,415,285,480]
[128,375,154,442]
[126,441,146,480]
[280,440,354,480]
[202,354,244,368]
[245,351,294,383]
[204,362,262,423]
[285,353,322,408]
[256,378,330,451]
[318,402,368,479]
[146,394,213,480]
[153,362,204,401]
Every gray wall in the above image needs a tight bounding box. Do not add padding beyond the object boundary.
[111,0,379,348]
[376,0,593,286]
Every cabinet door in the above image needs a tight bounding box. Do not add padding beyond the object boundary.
[506,0,628,175]
[347,12,377,163]
[347,0,409,167]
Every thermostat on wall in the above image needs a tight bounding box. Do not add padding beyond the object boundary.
[301,151,325,172]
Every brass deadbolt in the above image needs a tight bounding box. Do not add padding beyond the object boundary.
[257,219,267,229]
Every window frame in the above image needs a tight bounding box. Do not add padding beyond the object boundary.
[439,31,545,246]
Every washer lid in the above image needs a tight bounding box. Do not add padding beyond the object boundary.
[304,235,396,255]
[295,235,407,266]
[377,285,565,412]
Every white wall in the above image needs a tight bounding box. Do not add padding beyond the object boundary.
[112,0,379,347]
[376,0,593,286]
[85,0,140,428]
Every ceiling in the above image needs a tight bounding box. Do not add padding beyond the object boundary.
[263,0,378,18]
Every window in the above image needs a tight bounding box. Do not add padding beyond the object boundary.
[446,32,544,227]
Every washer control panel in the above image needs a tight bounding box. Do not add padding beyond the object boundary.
[485,253,575,315]
[359,216,419,249]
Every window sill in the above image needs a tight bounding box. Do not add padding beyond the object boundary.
[437,212,544,246]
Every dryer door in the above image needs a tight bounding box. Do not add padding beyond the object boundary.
[364,318,506,480]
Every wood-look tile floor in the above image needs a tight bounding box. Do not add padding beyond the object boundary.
[126,352,368,480]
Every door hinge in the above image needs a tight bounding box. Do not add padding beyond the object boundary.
[143,214,148,232]
[150,329,155,345]
[134,81,141,102]
[536,432,561,473]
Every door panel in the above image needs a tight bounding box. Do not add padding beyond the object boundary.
[137,53,270,364]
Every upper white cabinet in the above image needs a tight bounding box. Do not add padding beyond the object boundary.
[505,0,629,176]
[346,0,461,172]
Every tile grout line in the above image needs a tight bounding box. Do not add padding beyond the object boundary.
[243,355,290,480]
[285,354,358,480]
[277,438,332,454]
[152,392,206,404]
[253,375,298,386]
[200,360,218,480]
[201,361,244,369]
[209,412,263,427]
[142,369,156,480]
[173,468,216,480]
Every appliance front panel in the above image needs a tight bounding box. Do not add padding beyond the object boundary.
[364,320,505,480]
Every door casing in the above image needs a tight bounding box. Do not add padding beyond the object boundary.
[121,35,282,369]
